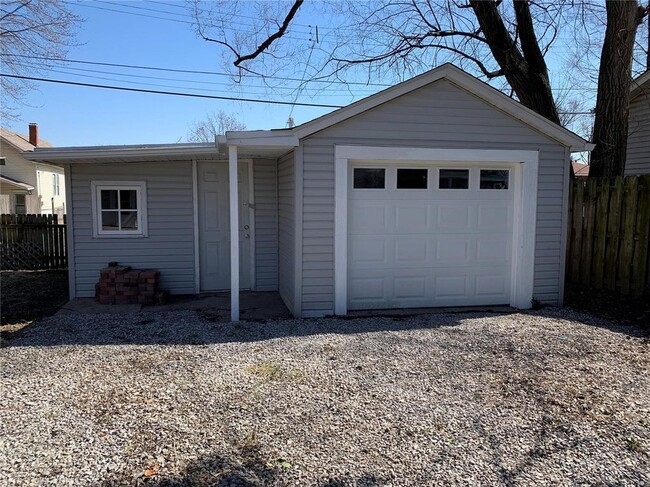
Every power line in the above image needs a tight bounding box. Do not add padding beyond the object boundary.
[67,1,316,43]
[10,59,378,95]
[0,73,345,108]
[2,53,393,87]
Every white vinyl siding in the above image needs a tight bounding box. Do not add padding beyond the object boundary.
[253,158,279,291]
[70,161,195,296]
[278,150,296,313]
[300,78,570,316]
[626,88,650,175]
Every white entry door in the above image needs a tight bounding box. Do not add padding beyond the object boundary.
[198,161,251,291]
[347,164,514,310]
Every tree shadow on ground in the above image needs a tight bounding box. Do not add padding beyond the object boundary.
[101,446,381,487]
[3,307,513,348]
[4,304,649,348]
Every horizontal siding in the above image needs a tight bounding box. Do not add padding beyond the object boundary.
[301,78,569,315]
[625,89,650,175]
[253,159,278,291]
[278,150,295,313]
[71,161,195,297]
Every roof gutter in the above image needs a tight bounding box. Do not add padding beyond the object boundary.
[24,144,220,162]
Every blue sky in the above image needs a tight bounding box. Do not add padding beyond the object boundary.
[5,1,348,146]
[6,1,641,147]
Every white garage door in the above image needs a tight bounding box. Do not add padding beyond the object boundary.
[348,164,514,310]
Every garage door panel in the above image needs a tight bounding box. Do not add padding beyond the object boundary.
[477,204,512,231]
[348,276,387,304]
[393,276,427,299]
[434,275,468,298]
[476,237,511,263]
[349,237,388,265]
[437,205,471,229]
[395,204,431,233]
[475,274,508,298]
[348,164,514,310]
[394,237,430,265]
[435,237,471,264]
[349,203,389,233]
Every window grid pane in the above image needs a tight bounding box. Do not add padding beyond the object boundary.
[397,168,428,189]
[101,189,119,209]
[101,210,119,231]
[480,170,509,190]
[439,169,469,189]
[353,168,386,189]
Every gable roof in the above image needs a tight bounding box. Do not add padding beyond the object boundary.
[631,70,650,100]
[287,63,589,151]
[0,127,52,152]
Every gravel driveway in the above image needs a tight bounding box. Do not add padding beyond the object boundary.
[1,308,648,486]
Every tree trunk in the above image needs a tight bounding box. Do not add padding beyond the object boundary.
[470,0,560,125]
[589,1,643,178]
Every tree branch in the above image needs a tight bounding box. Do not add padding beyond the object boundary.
[233,0,304,67]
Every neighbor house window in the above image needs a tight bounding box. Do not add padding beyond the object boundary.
[14,193,26,214]
[53,173,60,196]
[439,169,469,189]
[353,168,385,189]
[91,181,147,237]
[0,157,6,165]
[397,168,428,189]
[480,169,509,190]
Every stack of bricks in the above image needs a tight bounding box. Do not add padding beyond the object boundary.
[95,263,161,305]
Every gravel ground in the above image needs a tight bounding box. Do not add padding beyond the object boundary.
[1,308,649,486]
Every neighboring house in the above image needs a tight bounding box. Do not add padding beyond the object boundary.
[572,160,589,177]
[626,70,650,175]
[27,64,589,320]
[0,124,65,215]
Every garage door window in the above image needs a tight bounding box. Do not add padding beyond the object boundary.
[480,170,510,190]
[397,168,428,189]
[353,168,385,189]
[439,169,469,189]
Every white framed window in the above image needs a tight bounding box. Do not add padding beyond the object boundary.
[53,173,60,196]
[91,181,148,237]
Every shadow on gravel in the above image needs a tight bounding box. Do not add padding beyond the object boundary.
[4,306,647,349]
[4,309,510,348]
[101,447,381,487]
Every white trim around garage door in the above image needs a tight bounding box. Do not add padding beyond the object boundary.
[334,145,539,315]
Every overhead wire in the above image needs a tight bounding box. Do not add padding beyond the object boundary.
[0,73,345,108]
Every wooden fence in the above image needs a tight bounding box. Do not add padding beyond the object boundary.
[0,214,67,270]
[567,175,650,296]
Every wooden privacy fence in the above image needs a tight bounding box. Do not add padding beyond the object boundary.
[0,214,67,270]
[567,175,650,296]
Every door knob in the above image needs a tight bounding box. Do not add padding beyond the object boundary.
[244,233,250,238]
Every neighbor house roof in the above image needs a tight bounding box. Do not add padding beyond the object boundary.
[572,161,589,177]
[0,174,34,191]
[0,127,52,152]
[631,70,650,99]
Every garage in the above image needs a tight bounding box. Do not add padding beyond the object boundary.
[347,163,515,310]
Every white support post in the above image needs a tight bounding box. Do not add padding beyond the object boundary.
[229,145,240,321]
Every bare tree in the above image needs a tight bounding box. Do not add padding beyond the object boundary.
[0,0,81,120]
[191,0,649,177]
[187,110,246,142]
